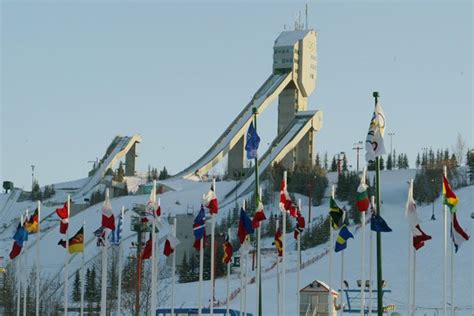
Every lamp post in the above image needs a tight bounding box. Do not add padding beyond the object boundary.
[352,141,363,172]
[31,165,35,191]
[388,132,395,156]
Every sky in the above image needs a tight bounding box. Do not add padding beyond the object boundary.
[1,0,472,189]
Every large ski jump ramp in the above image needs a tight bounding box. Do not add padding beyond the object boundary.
[173,72,293,180]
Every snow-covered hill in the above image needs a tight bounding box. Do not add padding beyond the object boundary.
[0,169,472,315]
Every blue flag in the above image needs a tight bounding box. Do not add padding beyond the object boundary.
[193,206,206,250]
[335,225,354,252]
[13,224,28,247]
[245,122,260,160]
[237,208,254,244]
[109,212,123,246]
[371,212,392,233]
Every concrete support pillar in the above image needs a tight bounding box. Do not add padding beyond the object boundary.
[295,130,314,168]
[125,143,137,176]
[228,135,246,179]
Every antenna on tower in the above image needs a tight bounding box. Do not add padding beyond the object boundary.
[298,11,302,30]
[305,3,309,29]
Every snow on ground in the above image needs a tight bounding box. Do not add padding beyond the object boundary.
[0,169,472,315]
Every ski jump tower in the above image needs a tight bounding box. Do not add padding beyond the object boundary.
[174,29,322,182]
[229,29,318,175]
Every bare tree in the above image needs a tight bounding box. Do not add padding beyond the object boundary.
[452,133,467,166]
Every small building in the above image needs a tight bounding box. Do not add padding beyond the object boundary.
[299,280,338,316]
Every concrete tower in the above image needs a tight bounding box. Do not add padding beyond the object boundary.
[273,29,317,169]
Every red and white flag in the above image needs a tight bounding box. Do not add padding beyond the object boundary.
[406,181,431,250]
[252,198,267,229]
[55,202,69,234]
[163,233,180,257]
[202,184,218,215]
[452,213,470,253]
[101,191,115,231]
[279,179,297,218]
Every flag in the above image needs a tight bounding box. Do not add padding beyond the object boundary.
[55,201,69,234]
[356,174,370,213]
[279,179,298,218]
[94,227,106,247]
[329,197,344,230]
[202,184,219,215]
[237,208,254,244]
[142,233,153,260]
[406,181,431,250]
[24,208,39,233]
[58,227,84,253]
[163,233,180,257]
[451,213,470,253]
[273,228,283,257]
[101,194,115,231]
[442,176,459,213]
[335,225,354,252]
[193,206,206,250]
[412,225,432,250]
[9,242,22,260]
[252,197,266,229]
[223,235,233,264]
[294,211,305,240]
[365,101,386,163]
[245,122,260,160]
[370,212,392,233]
[109,211,123,246]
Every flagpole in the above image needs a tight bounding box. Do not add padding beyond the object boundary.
[150,181,157,316]
[360,208,366,316]
[80,221,85,316]
[210,178,217,316]
[243,242,248,316]
[443,165,448,316]
[252,106,262,316]
[276,219,281,316]
[35,201,41,316]
[199,197,205,316]
[100,234,108,316]
[282,171,287,316]
[23,210,28,316]
[297,199,302,316]
[368,195,375,315]
[412,245,416,316]
[450,215,454,316]
[16,244,21,316]
[171,217,177,316]
[373,91,384,316]
[64,195,70,316]
[256,187,262,316]
[408,230,412,315]
[329,185,335,316]
[239,235,244,316]
[117,207,124,316]
[226,227,231,316]
[340,249,344,315]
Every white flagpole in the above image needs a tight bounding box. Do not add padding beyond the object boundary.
[244,243,248,316]
[239,199,246,316]
[117,207,124,316]
[210,178,216,316]
[150,181,157,316]
[64,195,70,316]
[408,230,412,315]
[100,237,107,316]
[282,171,287,316]
[412,246,416,316]
[297,199,302,316]
[256,187,263,316]
[360,209,366,316]
[340,250,344,315]
[16,245,21,316]
[80,221,85,316]
[23,210,28,316]
[199,195,205,316]
[226,227,231,316]
[35,201,41,316]
[368,196,375,315]
[276,219,281,316]
[329,185,335,316]
[171,217,177,316]
[443,165,448,316]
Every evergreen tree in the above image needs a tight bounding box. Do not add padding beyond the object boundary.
[72,270,81,302]
[178,252,190,283]
[386,154,393,170]
[159,166,170,180]
[379,156,385,170]
[147,165,152,182]
[330,157,338,172]
[342,155,348,172]
[31,180,42,201]
[115,161,125,182]
[392,149,397,169]
[315,154,321,169]
[467,149,474,184]
[416,153,421,169]
[323,152,329,171]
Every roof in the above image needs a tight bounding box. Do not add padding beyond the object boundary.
[300,280,339,296]
[274,30,312,47]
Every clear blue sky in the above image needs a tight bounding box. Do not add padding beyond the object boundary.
[1,0,472,189]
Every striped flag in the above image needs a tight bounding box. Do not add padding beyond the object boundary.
[329,197,344,230]
[335,225,354,252]
[223,235,233,264]
[442,175,459,213]
[451,213,470,253]
[109,211,123,246]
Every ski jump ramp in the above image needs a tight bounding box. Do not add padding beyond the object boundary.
[174,72,293,180]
